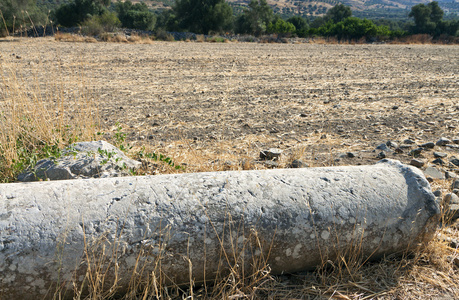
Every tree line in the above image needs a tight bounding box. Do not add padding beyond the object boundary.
[0,0,458,40]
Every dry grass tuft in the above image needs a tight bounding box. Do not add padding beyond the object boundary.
[55,32,87,42]
[0,48,99,182]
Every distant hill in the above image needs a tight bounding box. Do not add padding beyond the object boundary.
[140,0,459,19]
[39,0,459,19]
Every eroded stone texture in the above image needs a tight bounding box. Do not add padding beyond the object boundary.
[0,159,439,299]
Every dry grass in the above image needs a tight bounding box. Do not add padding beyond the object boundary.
[0,46,99,182]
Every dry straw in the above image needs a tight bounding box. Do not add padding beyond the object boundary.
[0,49,99,182]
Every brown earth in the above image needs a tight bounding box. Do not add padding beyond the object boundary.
[1,38,459,176]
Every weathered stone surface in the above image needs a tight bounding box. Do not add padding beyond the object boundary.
[260,148,283,160]
[420,142,435,149]
[0,160,439,299]
[410,159,424,168]
[436,137,451,146]
[424,167,445,180]
[17,141,141,181]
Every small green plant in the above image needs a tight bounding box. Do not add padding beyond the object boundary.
[137,147,183,170]
[113,123,132,153]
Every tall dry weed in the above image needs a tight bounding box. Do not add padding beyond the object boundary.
[0,52,99,182]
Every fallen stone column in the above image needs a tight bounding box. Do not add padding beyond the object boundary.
[0,159,440,299]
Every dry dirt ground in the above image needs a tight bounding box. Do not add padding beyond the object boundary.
[1,38,459,175]
[2,37,459,298]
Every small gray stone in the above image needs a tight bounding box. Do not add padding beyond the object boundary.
[424,167,445,180]
[347,152,357,158]
[446,144,459,149]
[377,151,386,159]
[432,158,445,165]
[433,190,442,197]
[386,141,398,148]
[410,159,424,168]
[445,193,459,205]
[420,142,435,149]
[434,152,447,158]
[453,137,459,144]
[289,159,308,168]
[453,179,459,190]
[410,148,423,156]
[450,158,459,167]
[445,172,458,179]
[260,148,283,161]
[436,137,451,146]
[394,148,404,154]
[399,144,412,149]
[403,139,416,144]
[376,143,390,151]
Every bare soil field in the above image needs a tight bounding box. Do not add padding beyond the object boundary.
[2,37,459,298]
[3,38,458,175]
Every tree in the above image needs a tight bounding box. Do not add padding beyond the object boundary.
[114,0,156,31]
[235,0,274,35]
[408,1,446,36]
[0,0,46,32]
[287,16,309,37]
[325,4,352,24]
[267,19,295,36]
[172,0,233,34]
[317,17,390,41]
[54,0,110,27]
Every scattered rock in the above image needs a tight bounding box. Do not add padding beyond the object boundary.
[450,158,459,167]
[432,158,445,165]
[420,142,435,149]
[403,139,416,144]
[394,148,404,154]
[453,137,459,144]
[410,148,423,157]
[433,190,442,197]
[445,193,459,222]
[424,166,445,180]
[386,141,398,148]
[445,172,457,179]
[289,159,308,168]
[410,159,424,168]
[376,143,391,151]
[17,141,141,182]
[260,148,283,161]
[453,179,459,190]
[398,144,412,149]
[377,151,386,159]
[436,137,451,146]
[446,193,459,205]
[347,152,357,158]
[433,152,447,158]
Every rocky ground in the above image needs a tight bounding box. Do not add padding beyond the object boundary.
[2,36,459,298]
[2,38,459,180]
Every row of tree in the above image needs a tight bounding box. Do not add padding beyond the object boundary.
[0,0,458,40]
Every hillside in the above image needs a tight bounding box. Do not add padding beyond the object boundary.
[137,0,459,19]
[38,0,459,19]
